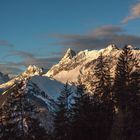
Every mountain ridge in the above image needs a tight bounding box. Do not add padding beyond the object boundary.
[0,44,140,104]
[45,44,140,83]
[0,44,140,132]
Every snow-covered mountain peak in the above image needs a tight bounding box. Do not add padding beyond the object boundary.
[46,45,140,83]
[99,44,119,53]
[60,48,76,63]
[106,44,118,50]
[22,65,45,77]
[77,49,89,56]
[0,65,46,90]
[125,44,138,50]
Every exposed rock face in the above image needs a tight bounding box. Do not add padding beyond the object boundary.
[45,44,140,84]
[60,48,76,63]
[22,65,45,77]
[0,45,140,105]
[0,65,46,91]
[0,45,139,132]
[0,66,64,131]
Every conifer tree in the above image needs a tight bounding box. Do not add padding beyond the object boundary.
[69,53,114,140]
[23,117,48,140]
[53,83,72,140]
[123,67,140,140]
[93,53,112,100]
[113,46,135,111]
[0,108,9,140]
[69,78,94,140]
[112,45,139,140]
[0,82,48,140]
[91,53,115,140]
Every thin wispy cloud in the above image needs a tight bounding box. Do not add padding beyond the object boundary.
[0,45,63,75]
[0,63,22,75]
[0,40,14,48]
[0,0,140,76]
[10,51,34,59]
[17,56,60,68]
[50,25,140,50]
[4,50,61,73]
[90,25,124,37]
[122,2,140,23]
[2,24,140,75]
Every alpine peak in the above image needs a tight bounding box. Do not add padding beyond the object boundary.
[124,44,138,50]
[104,44,119,51]
[22,65,44,77]
[60,48,76,62]
[98,44,119,55]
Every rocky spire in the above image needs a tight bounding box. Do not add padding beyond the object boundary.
[105,44,119,51]
[60,48,76,62]
[124,44,138,50]
[22,65,44,77]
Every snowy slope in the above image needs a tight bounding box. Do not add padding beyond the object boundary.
[31,76,64,100]
[0,68,65,132]
[0,44,139,130]
[0,44,139,108]
[0,65,64,100]
[45,44,140,83]
[0,65,45,90]
[0,65,64,110]
[22,75,65,111]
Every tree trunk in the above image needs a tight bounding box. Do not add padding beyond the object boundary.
[110,108,124,140]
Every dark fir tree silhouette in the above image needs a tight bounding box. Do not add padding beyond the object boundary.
[0,107,11,140]
[53,83,72,140]
[70,80,93,140]
[93,53,112,100]
[90,53,115,140]
[123,59,140,140]
[113,46,135,110]
[112,45,140,140]
[0,82,48,140]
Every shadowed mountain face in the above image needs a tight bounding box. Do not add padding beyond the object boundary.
[0,72,9,84]
[0,44,140,96]
[0,45,140,137]
[0,69,65,132]
[0,64,64,112]
[0,45,140,100]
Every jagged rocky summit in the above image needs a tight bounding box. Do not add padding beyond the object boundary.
[45,44,140,83]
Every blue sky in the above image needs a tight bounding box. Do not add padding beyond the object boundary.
[0,0,140,75]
